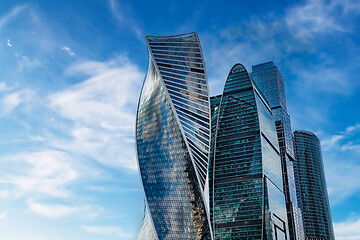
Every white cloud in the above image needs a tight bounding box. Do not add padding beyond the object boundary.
[50,127,138,170]
[0,210,8,219]
[326,161,360,203]
[0,4,27,30]
[62,46,75,56]
[27,201,99,219]
[82,225,132,238]
[109,0,143,39]
[334,217,360,240]
[324,123,360,153]
[7,39,12,47]
[203,0,360,97]
[0,89,33,116]
[321,135,344,149]
[19,56,42,70]
[49,56,143,170]
[4,150,79,198]
[334,0,360,14]
[0,82,10,91]
[286,0,347,40]
[51,57,141,130]
[320,123,360,203]
[295,66,352,94]
[0,190,11,199]
[0,92,21,114]
[341,143,360,152]
[345,123,360,134]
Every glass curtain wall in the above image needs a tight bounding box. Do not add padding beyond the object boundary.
[136,32,212,240]
[293,131,335,240]
[250,62,305,240]
[210,63,289,240]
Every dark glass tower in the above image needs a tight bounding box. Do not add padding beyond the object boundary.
[136,32,212,239]
[210,63,289,239]
[293,131,335,240]
[250,62,305,240]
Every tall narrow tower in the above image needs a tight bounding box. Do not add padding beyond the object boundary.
[293,131,335,240]
[210,63,289,239]
[250,62,305,240]
[136,33,212,239]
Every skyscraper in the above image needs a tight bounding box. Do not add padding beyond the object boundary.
[210,63,289,239]
[136,32,212,239]
[293,131,335,240]
[250,62,305,240]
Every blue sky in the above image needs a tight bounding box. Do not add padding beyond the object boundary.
[0,0,359,239]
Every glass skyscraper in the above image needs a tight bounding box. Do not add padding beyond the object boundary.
[136,32,212,239]
[293,131,335,240]
[210,63,289,239]
[250,62,305,240]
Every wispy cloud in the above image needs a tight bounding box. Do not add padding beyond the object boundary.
[108,0,143,39]
[334,217,360,240]
[27,201,80,219]
[321,123,360,150]
[319,123,360,203]
[82,225,132,238]
[0,210,8,219]
[321,135,344,150]
[203,0,360,96]
[294,66,352,94]
[3,150,78,198]
[27,200,103,219]
[0,190,11,199]
[7,39,12,47]
[18,56,42,71]
[345,123,360,134]
[62,46,75,56]
[0,82,10,91]
[0,89,33,116]
[0,4,27,30]
[285,0,347,40]
[49,56,143,170]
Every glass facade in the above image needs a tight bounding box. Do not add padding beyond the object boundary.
[293,131,335,240]
[210,63,289,239]
[209,95,222,228]
[250,62,305,240]
[136,33,212,239]
[138,202,157,240]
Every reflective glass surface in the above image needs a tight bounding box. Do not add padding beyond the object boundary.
[210,64,288,239]
[137,32,212,239]
[293,131,335,240]
[147,32,211,188]
[250,62,304,240]
[138,203,157,240]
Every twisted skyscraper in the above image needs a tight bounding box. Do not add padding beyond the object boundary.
[136,33,212,239]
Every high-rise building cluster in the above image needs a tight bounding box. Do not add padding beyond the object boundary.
[136,32,335,240]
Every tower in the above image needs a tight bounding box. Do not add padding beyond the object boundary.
[136,32,212,239]
[293,131,335,240]
[250,62,305,240]
[210,63,289,239]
